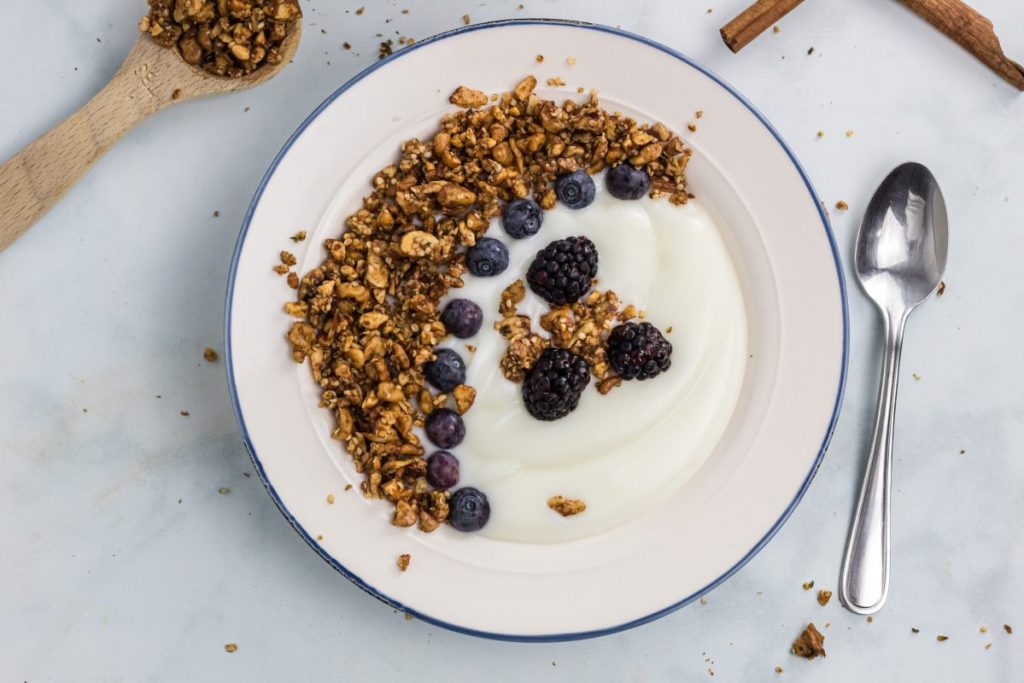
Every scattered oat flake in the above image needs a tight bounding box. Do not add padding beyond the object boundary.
[937,281,946,296]
[462,14,470,25]
[290,230,307,242]
[1005,624,1013,634]
[835,200,849,210]
[397,553,411,572]
[937,635,949,642]
[548,495,586,516]
[567,56,576,66]
[355,6,364,15]
[203,348,219,362]
[225,643,238,653]
[327,494,335,504]
[802,580,815,590]
[817,589,832,606]
[218,487,230,495]
[912,373,921,381]
[791,623,826,659]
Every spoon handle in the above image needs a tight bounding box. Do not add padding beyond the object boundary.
[840,308,906,614]
[0,39,168,251]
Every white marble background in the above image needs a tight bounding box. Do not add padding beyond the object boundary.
[2,1,1022,680]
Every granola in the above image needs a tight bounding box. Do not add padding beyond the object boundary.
[791,623,826,659]
[141,0,301,78]
[286,77,692,532]
[547,495,587,516]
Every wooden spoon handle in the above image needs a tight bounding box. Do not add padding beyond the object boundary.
[0,38,168,251]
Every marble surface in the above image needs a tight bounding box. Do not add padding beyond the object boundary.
[2,1,1022,680]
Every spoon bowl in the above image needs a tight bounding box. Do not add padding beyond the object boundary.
[855,162,948,311]
[839,161,948,615]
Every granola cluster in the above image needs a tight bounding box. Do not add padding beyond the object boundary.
[286,77,691,531]
[140,0,301,78]
[496,280,637,394]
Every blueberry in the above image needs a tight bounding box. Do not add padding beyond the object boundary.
[426,451,460,490]
[555,171,596,209]
[424,408,465,448]
[606,164,650,200]
[424,348,466,392]
[441,299,483,338]
[449,487,490,532]
[502,198,544,238]
[466,237,509,277]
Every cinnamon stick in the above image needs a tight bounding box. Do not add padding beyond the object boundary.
[720,0,806,53]
[900,0,1024,90]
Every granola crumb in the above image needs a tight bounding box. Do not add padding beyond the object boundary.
[378,40,393,59]
[291,230,307,243]
[546,76,566,87]
[316,534,324,540]
[462,14,470,24]
[665,326,673,333]
[807,47,815,55]
[327,494,335,504]
[577,86,585,93]
[203,348,219,363]
[345,484,353,491]
[218,487,230,495]
[867,616,873,623]
[397,553,411,572]
[802,580,815,590]
[180,410,190,417]
[356,6,365,15]
[791,623,826,659]
[536,54,544,63]
[912,627,920,633]
[343,41,351,50]
[1005,624,1013,634]
[985,642,993,649]
[687,123,698,133]
[700,597,708,605]
[937,280,946,296]
[937,635,949,642]
[817,589,832,606]
[773,25,781,33]
[824,622,831,628]
[695,110,704,119]
[816,130,825,138]
[224,643,238,653]
[774,666,783,674]
[547,495,587,516]
[449,85,488,108]
[567,56,576,66]
[846,130,854,137]
[912,373,921,381]
[835,200,849,211]
[172,88,182,100]
[213,210,220,217]
[280,251,297,266]
[465,344,477,353]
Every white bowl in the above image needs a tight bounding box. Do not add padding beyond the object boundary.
[226,19,848,641]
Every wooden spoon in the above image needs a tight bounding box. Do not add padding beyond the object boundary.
[0,21,302,251]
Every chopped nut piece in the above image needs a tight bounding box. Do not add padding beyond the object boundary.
[203,348,219,363]
[791,623,826,659]
[449,85,488,108]
[1005,624,1013,634]
[397,553,411,571]
[547,495,587,516]
[453,384,476,414]
[513,75,537,100]
[399,230,440,257]
[817,589,832,606]
[597,376,622,394]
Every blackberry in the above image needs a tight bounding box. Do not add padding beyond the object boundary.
[607,322,673,380]
[526,236,599,305]
[522,348,591,421]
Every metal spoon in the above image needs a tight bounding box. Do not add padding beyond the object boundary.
[839,162,949,614]
[0,21,302,251]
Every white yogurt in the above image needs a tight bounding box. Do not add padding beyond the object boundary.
[440,177,747,543]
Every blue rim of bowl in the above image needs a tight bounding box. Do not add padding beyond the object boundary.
[225,18,850,643]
